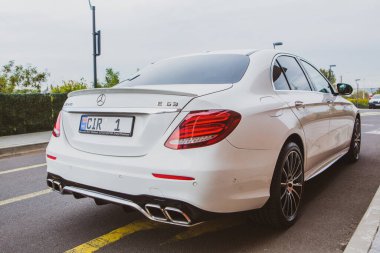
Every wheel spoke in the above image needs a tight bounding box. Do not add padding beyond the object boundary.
[287,156,292,178]
[282,193,289,213]
[292,159,301,180]
[282,167,288,179]
[289,193,294,216]
[293,171,303,181]
[290,192,298,211]
[281,190,287,200]
[285,194,290,216]
[292,188,301,201]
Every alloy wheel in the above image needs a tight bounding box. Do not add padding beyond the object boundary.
[280,150,303,221]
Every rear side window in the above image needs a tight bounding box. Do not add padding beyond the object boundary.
[273,60,290,90]
[118,54,250,86]
[276,56,311,91]
[301,60,332,94]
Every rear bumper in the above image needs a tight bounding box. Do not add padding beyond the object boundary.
[46,133,278,215]
[47,173,215,226]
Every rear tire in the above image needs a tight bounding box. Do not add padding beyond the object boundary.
[251,142,304,228]
[344,117,361,163]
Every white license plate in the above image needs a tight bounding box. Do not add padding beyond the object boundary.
[79,115,134,137]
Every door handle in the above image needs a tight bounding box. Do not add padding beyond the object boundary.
[326,100,333,105]
[295,101,305,108]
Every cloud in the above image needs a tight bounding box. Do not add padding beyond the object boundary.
[1,0,379,88]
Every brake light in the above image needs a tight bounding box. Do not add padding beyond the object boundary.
[52,111,62,137]
[165,110,241,150]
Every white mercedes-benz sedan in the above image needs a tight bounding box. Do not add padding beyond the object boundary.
[46,49,361,228]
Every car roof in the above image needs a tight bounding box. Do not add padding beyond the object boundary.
[154,49,294,65]
[185,49,291,57]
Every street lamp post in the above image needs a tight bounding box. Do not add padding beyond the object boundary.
[88,0,101,88]
[329,64,336,81]
[355,79,360,107]
[273,42,283,49]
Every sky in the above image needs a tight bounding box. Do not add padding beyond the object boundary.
[1,0,380,90]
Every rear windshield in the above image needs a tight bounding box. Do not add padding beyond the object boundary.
[118,54,250,86]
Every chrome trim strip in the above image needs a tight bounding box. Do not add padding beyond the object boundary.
[305,148,348,181]
[68,88,197,98]
[62,107,180,114]
[62,186,198,227]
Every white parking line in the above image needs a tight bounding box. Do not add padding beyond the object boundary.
[361,112,380,117]
[365,130,380,135]
[0,189,52,207]
[0,163,46,175]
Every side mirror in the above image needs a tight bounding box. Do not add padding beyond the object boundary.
[337,83,353,95]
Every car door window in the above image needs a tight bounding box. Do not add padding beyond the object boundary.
[273,60,290,90]
[277,56,311,91]
[301,60,333,94]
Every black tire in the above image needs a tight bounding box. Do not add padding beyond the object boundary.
[344,117,361,163]
[251,142,304,228]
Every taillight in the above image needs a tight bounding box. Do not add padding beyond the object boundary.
[165,110,241,150]
[52,111,62,137]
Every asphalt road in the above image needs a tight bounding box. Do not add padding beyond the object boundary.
[1,110,380,253]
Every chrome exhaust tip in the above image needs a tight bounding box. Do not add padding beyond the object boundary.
[144,204,168,221]
[164,207,192,225]
[51,180,63,193]
[47,179,54,188]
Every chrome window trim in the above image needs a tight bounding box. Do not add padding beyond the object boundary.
[298,58,336,95]
[270,53,313,92]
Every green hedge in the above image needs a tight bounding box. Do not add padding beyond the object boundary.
[346,98,369,109]
[0,93,67,136]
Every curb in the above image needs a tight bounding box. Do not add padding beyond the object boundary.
[0,142,48,159]
[344,186,380,253]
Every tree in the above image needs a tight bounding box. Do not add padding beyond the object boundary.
[50,79,88,93]
[351,89,370,99]
[0,61,49,93]
[319,68,336,84]
[101,68,120,88]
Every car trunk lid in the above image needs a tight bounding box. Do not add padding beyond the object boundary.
[62,84,231,157]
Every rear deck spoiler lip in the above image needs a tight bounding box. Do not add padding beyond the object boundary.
[68,88,198,98]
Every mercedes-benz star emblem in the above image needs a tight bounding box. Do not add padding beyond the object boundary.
[97,94,106,106]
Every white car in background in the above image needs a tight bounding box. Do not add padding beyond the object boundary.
[369,94,380,109]
[46,49,360,228]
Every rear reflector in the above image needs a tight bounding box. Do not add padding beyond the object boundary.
[152,173,194,181]
[47,154,57,160]
[165,110,241,150]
